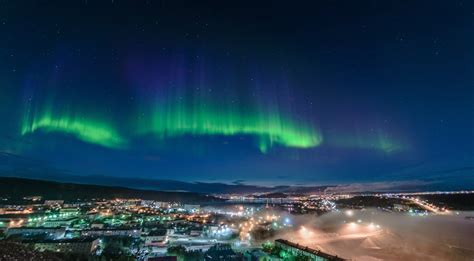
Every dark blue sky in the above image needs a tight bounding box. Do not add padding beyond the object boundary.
[0,1,473,189]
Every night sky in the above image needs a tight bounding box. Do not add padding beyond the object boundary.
[1,1,473,188]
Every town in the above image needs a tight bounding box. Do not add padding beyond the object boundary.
[1,190,471,260]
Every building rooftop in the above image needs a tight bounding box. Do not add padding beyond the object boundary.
[0,214,31,219]
[7,227,65,230]
[275,239,345,261]
[148,229,167,236]
[22,237,99,244]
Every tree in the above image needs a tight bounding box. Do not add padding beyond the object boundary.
[183,250,204,261]
[167,245,187,261]
[272,246,283,256]
[101,238,134,261]
[167,245,186,256]
[262,241,273,253]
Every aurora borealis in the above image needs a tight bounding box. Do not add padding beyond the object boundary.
[0,1,473,187]
[137,98,322,152]
[141,107,321,153]
[20,94,322,152]
[21,110,126,149]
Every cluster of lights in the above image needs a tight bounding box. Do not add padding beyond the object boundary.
[236,213,291,242]
[209,225,232,237]
[212,206,257,217]
[8,219,25,227]
[343,210,382,231]
[28,212,76,223]
[346,221,381,230]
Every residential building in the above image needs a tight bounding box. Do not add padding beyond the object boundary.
[275,239,345,261]
[33,238,100,254]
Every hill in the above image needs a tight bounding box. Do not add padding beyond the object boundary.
[0,177,221,204]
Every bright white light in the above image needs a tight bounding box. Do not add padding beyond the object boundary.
[299,226,314,237]
[345,210,354,217]
[348,222,357,229]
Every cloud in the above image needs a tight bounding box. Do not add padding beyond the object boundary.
[324,180,431,193]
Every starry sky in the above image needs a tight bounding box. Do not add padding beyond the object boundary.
[0,1,473,188]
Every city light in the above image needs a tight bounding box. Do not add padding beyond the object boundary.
[345,210,354,217]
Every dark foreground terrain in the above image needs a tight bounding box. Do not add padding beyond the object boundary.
[0,177,220,204]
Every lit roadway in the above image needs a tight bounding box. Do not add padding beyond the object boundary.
[380,195,444,214]
[403,197,448,214]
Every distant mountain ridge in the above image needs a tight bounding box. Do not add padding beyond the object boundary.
[3,169,471,195]
[0,171,331,194]
[2,152,473,193]
[0,177,221,203]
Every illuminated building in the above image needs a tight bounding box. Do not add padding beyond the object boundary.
[44,200,64,206]
[274,239,345,261]
[6,227,66,239]
[144,229,170,246]
[81,228,141,237]
[42,217,78,228]
[32,238,100,254]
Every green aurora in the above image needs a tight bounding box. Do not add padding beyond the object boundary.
[20,97,322,151]
[21,107,126,149]
[20,98,403,153]
[136,102,323,152]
